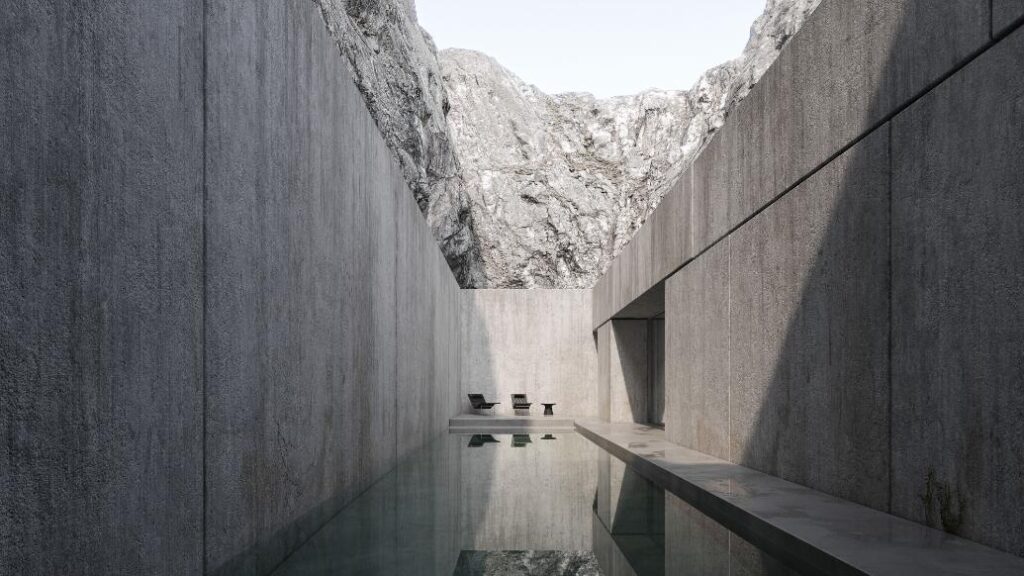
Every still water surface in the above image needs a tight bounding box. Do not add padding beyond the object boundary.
[273,432,800,575]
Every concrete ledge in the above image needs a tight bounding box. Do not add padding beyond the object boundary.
[575,421,1024,576]
[449,414,574,431]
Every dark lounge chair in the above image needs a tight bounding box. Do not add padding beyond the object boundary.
[511,394,532,412]
[468,394,500,412]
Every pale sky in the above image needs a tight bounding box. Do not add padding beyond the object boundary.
[416,0,766,98]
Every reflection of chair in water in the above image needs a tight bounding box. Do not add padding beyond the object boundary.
[467,434,500,448]
[511,393,532,413]
[467,394,500,413]
[512,434,532,447]
[541,434,557,440]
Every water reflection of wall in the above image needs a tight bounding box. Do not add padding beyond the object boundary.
[459,432,599,550]
[273,432,464,575]
[594,452,665,576]
[593,451,800,576]
[664,494,799,576]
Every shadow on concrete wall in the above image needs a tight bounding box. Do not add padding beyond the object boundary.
[613,320,652,424]
[733,0,903,530]
[734,3,1024,556]
[460,292,497,413]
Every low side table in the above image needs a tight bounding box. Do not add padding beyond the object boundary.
[542,403,556,416]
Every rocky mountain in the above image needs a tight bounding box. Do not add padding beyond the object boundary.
[316,0,821,288]
[315,0,484,286]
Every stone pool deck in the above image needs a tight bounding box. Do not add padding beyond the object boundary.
[575,421,1024,576]
[450,414,575,431]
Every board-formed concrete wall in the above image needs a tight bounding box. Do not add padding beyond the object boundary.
[666,131,891,510]
[203,2,460,573]
[994,0,1024,35]
[593,0,992,328]
[2,2,461,574]
[1,2,205,574]
[593,0,1024,558]
[889,27,1024,555]
[596,320,655,425]
[461,290,596,417]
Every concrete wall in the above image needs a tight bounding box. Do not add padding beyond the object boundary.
[593,0,1024,558]
[666,132,891,510]
[2,1,461,574]
[1,2,204,574]
[595,318,665,426]
[889,27,1024,555]
[460,290,596,417]
[994,0,1024,35]
[598,321,649,424]
[593,0,992,328]
[204,2,460,573]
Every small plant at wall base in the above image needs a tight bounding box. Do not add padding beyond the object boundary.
[920,469,967,535]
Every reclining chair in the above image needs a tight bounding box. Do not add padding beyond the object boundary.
[511,393,532,413]
[468,393,500,413]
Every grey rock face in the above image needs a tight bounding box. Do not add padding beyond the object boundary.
[453,550,602,576]
[315,0,484,286]
[317,0,820,287]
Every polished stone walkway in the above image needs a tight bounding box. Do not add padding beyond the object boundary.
[576,421,1024,576]
[450,413,575,431]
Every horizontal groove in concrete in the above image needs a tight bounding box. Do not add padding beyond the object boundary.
[575,421,1024,576]
[591,13,1021,332]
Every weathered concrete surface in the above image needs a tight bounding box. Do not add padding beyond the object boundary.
[597,323,612,421]
[396,175,436,460]
[461,290,596,418]
[3,2,456,573]
[591,221,661,329]
[649,319,666,426]
[608,321,650,424]
[596,0,1024,557]
[203,2,461,573]
[729,130,890,511]
[667,133,892,502]
[665,239,731,461]
[714,0,988,251]
[615,226,655,320]
[891,26,1024,556]
[580,421,1024,576]
[650,177,693,287]
[597,317,670,425]
[593,0,991,327]
[663,129,892,511]
[993,0,1024,35]
[204,2,372,572]
[0,2,204,574]
[592,276,615,331]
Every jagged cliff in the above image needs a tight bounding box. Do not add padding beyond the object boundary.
[315,0,484,286]
[316,0,821,287]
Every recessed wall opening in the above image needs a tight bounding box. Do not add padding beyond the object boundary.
[598,283,666,427]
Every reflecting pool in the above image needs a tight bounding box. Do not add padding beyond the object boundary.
[273,432,801,575]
